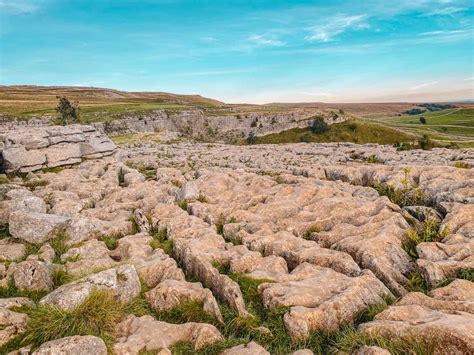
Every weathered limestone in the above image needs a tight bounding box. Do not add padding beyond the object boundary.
[8,260,53,292]
[113,315,223,354]
[32,335,108,355]
[145,279,223,322]
[359,280,474,354]
[221,341,270,355]
[0,240,26,262]
[8,211,70,244]
[40,264,140,310]
[0,124,116,173]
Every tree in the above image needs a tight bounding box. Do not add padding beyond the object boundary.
[418,134,432,150]
[56,96,79,125]
[246,132,257,145]
[311,117,328,134]
[419,117,426,125]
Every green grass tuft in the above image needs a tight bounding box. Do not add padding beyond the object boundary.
[403,219,449,259]
[24,289,122,349]
[0,277,48,302]
[23,179,49,191]
[52,268,73,287]
[149,227,173,256]
[49,231,70,263]
[99,234,122,250]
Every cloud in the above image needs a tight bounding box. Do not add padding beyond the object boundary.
[410,81,439,90]
[0,0,44,14]
[307,15,370,42]
[420,29,467,36]
[422,7,467,16]
[247,34,285,47]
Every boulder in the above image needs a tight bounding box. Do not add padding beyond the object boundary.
[9,211,70,244]
[221,341,270,355]
[0,239,26,262]
[40,264,140,311]
[113,315,223,354]
[0,308,28,347]
[9,260,53,292]
[176,181,199,202]
[32,335,107,355]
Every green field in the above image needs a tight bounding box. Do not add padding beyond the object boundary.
[372,108,474,147]
[251,120,417,145]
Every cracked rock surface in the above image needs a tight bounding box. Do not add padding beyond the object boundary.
[0,134,472,354]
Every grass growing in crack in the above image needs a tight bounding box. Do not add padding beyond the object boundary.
[406,269,428,293]
[22,289,122,350]
[128,216,140,235]
[52,268,73,287]
[355,297,394,324]
[23,179,49,191]
[197,194,209,203]
[0,176,9,184]
[0,277,48,302]
[303,224,321,240]
[454,161,470,169]
[178,200,188,211]
[99,234,122,250]
[49,231,69,263]
[403,219,449,259]
[150,227,173,256]
[0,223,10,239]
[457,268,474,281]
[215,214,237,236]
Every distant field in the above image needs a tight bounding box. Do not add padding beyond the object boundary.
[252,120,417,145]
[372,108,474,147]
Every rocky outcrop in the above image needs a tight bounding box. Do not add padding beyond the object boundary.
[104,108,348,141]
[32,335,108,355]
[113,315,223,354]
[0,124,116,173]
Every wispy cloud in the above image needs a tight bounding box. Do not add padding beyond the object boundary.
[247,34,285,47]
[0,0,44,14]
[422,7,467,16]
[410,81,439,90]
[170,69,255,77]
[307,15,370,42]
[420,29,467,36]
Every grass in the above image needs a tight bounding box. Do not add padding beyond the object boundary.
[99,234,122,250]
[250,119,417,145]
[49,231,70,263]
[21,289,122,350]
[405,269,428,293]
[454,161,470,169]
[403,219,449,259]
[178,200,188,211]
[303,225,321,240]
[52,268,73,287]
[0,176,9,184]
[23,179,49,191]
[0,277,48,302]
[149,227,173,256]
[0,223,10,239]
[374,108,474,147]
[41,166,65,174]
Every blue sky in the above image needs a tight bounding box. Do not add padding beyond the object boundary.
[0,0,473,103]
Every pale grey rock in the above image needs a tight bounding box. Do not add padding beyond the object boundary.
[8,211,70,244]
[40,264,140,310]
[0,239,26,262]
[32,335,107,355]
[176,181,199,202]
[9,260,53,292]
[221,341,270,355]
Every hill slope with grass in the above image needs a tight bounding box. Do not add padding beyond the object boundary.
[251,119,417,145]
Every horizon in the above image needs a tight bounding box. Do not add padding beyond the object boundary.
[1,0,473,104]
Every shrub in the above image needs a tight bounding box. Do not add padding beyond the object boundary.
[454,161,470,169]
[418,134,432,150]
[246,132,257,145]
[56,96,80,125]
[419,117,426,124]
[311,117,328,134]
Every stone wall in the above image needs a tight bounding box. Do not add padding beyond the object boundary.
[105,109,348,141]
[0,124,117,173]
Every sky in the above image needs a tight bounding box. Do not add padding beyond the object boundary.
[0,0,473,103]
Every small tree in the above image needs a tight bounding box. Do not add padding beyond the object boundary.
[311,117,328,134]
[246,132,257,145]
[419,117,426,125]
[56,96,79,125]
[418,134,432,150]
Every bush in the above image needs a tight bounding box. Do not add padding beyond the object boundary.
[246,132,257,145]
[419,117,426,124]
[311,117,328,134]
[56,96,80,125]
[418,134,432,150]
